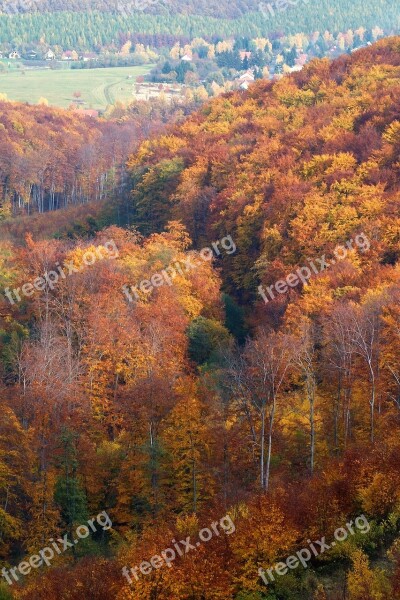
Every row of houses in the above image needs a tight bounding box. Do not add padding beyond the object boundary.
[59,51,99,62]
[1,50,99,61]
[235,51,308,90]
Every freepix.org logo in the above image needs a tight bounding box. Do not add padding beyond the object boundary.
[2,512,112,586]
[2,0,38,14]
[3,240,119,306]
[122,235,236,303]
[122,514,235,584]
[258,233,371,304]
[115,0,168,15]
[259,0,309,19]
[258,514,370,586]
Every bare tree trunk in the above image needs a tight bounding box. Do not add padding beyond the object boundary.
[265,400,275,492]
[309,376,315,476]
[370,371,375,443]
[260,406,265,490]
[334,372,341,452]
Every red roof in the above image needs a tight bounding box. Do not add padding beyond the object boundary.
[75,109,99,118]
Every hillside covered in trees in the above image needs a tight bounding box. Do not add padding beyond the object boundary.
[0,0,398,52]
[127,36,400,306]
[0,96,199,220]
[0,36,400,600]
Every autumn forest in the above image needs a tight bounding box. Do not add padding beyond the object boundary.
[0,26,400,600]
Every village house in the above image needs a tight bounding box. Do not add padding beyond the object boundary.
[288,64,303,72]
[295,53,308,67]
[238,70,255,83]
[8,51,21,60]
[236,70,255,91]
[61,50,78,61]
[45,49,56,60]
[75,108,100,118]
[81,52,99,62]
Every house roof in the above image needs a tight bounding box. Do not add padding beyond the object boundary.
[295,53,308,66]
[75,109,99,118]
[239,71,255,81]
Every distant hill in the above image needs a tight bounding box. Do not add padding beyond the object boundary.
[0,1,399,56]
[2,0,276,18]
[1,0,399,23]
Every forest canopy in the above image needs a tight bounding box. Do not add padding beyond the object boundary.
[0,0,398,50]
[1,34,400,600]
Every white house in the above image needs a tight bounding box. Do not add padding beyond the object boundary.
[81,52,98,62]
[239,71,255,83]
[45,49,55,60]
[288,65,303,72]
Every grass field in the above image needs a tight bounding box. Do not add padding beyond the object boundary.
[0,63,154,110]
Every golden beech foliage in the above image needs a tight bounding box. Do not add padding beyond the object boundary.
[25,468,61,555]
[359,472,400,518]
[347,550,391,600]
[3,37,400,600]
[0,407,31,556]
[231,499,298,591]
[162,387,214,513]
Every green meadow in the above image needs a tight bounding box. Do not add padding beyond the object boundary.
[0,63,153,110]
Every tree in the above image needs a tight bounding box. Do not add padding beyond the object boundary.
[0,407,30,558]
[226,330,295,492]
[131,157,185,234]
[162,390,212,513]
[294,320,318,475]
[323,304,355,450]
[187,316,231,366]
[347,298,384,443]
[54,428,88,538]
[347,550,391,600]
